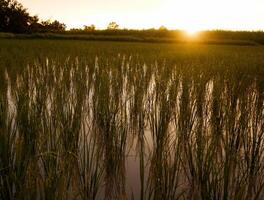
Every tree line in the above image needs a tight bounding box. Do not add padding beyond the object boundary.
[1,0,264,45]
[0,0,66,33]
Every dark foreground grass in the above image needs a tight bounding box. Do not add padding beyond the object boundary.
[0,39,264,199]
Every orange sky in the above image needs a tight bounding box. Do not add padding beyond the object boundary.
[19,0,264,31]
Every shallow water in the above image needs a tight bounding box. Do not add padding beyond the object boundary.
[1,51,264,199]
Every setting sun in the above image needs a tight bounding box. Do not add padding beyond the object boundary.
[1,0,264,199]
[184,28,200,37]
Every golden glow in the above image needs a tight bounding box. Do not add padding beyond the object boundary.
[161,0,264,32]
[185,28,199,37]
[19,0,264,31]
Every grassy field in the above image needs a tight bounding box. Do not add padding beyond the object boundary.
[0,39,264,199]
[1,30,264,45]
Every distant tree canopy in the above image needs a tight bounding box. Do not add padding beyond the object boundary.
[159,25,168,31]
[0,0,66,33]
[83,24,95,31]
[40,20,66,32]
[107,22,119,30]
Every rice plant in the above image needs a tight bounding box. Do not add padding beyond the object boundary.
[0,40,263,199]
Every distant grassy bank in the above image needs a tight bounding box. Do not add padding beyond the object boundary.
[1,29,264,45]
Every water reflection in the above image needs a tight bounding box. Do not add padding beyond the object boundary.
[1,55,264,199]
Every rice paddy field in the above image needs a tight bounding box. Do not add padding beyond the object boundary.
[0,39,264,200]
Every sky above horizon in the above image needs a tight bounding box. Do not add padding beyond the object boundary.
[19,0,264,31]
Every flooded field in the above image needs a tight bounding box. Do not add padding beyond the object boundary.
[0,40,264,199]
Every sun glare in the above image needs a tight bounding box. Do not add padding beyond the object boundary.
[183,27,200,38]
[185,28,199,36]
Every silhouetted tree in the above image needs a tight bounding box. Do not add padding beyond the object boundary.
[159,25,167,31]
[107,22,119,30]
[0,0,33,33]
[41,20,66,32]
[84,24,95,31]
[0,0,8,31]
[0,0,66,33]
